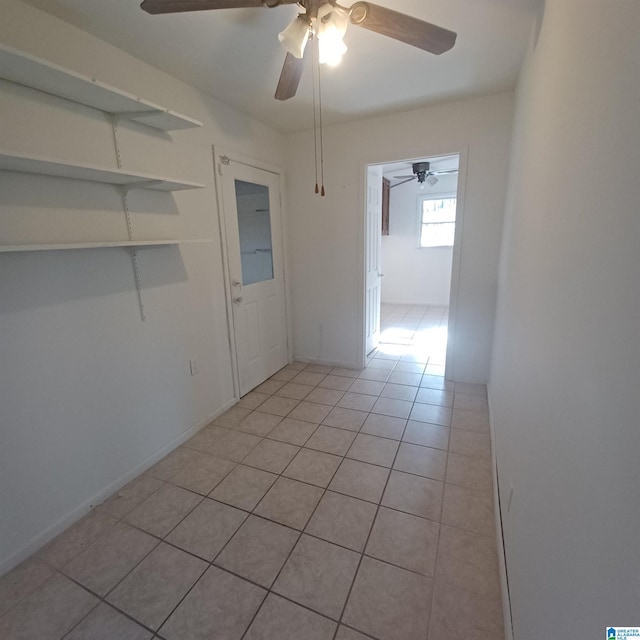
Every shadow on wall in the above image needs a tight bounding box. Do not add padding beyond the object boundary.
[0,245,189,314]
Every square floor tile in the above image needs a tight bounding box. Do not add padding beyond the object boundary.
[236,411,283,437]
[393,442,447,480]
[371,397,412,419]
[255,477,323,530]
[214,406,252,428]
[323,407,368,431]
[331,367,361,378]
[361,414,406,440]
[209,464,277,511]
[64,603,151,640]
[271,368,299,382]
[244,593,336,640]
[38,510,118,569]
[267,418,318,446]
[415,387,454,407]
[211,430,263,462]
[449,429,491,458]
[420,375,454,391]
[410,403,452,426]
[283,448,342,487]
[451,408,490,433]
[170,453,236,495]
[306,364,334,374]
[0,558,54,617]
[124,484,201,538]
[365,358,396,370]
[215,515,299,588]
[387,371,422,387]
[276,382,315,400]
[237,391,270,410]
[365,507,438,576]
[343,557,432,640]
[347,434,399,468]
[435,525,500,597]
[428,579,503,640]
[147,447,205,481]
[107,542,206,630]
[160,565,265,640]
[337,392,378,412]
[305,491,377,552]
[402,421,450,450]
[183,426,229,456]
[255,397,300,418]
[319,375,354,391]
[242,439,300,474]
[165,498,247,561]
[291,371,327,386]
[393,362,425,374]
[336,626,373,640]
[446,452,493,493]
[348,379,385,396]
[0,573,97,640]
[382,471,443,520]
[100,475,164,520]
[254,379,286,395]
[288,401,333,424]
[358,368,391,382]
[305,387,345,406]
[328,459,389,503]
[441,484,495,536]
[304,425,357,456]
[454,382,487,396]
[380,383,418,402]
[453,393,489,413]
[273,534,360,619]
[63,522,157,596]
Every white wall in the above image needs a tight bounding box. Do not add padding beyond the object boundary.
[381,174,457,305]
[0,0,284,573]
[285,93,513,381]
[489,1,640,636]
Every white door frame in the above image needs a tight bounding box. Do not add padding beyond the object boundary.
[358,146,469,380]
[213,146,293,400]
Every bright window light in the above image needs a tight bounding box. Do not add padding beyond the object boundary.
[419,196,457,248]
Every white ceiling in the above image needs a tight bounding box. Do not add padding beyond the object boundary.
[19,0,543,133]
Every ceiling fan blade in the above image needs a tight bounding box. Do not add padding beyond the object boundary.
[141,0,296,14]
[275,52,305,101]
[349,2,457,55]
[431,169,459,175]
[394,175,415,179]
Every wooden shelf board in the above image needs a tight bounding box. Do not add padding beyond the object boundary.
[0,43,202,131]
[0,239,213,253]
[0,150,206,191]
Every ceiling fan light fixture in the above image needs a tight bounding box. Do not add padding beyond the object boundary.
[426,175,439,186]
[278,14,311,59]
[317,4,349,66]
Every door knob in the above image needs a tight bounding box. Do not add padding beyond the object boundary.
[233,296,243,303]
[379,273,385,277]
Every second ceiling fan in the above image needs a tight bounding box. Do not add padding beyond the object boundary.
[140,0,457,100]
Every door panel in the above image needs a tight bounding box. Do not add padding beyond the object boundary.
[220,158,288,396]
[366,165,383,355]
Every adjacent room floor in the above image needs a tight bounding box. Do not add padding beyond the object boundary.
[0,304,504,640]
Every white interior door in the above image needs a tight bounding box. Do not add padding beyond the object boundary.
[365,165,383,355]
[219,157,288,396]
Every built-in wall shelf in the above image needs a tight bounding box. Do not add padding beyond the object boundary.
[0,43,203,131]
[0,239,213,253]
[0,151,206,191]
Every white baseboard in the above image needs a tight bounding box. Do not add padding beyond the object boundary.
[0,398,238,577]
[487,387,515,640]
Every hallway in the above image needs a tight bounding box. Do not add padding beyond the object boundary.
[0,306,503,640]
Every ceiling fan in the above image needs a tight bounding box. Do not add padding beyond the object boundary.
[139,0,457,101]
[393,161,458,188]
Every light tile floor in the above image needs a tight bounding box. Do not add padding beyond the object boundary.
[0,304,504,640]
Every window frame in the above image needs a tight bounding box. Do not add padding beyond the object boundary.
[417,192,457,249]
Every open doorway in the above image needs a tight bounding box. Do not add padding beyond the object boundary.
[364,153,460,376]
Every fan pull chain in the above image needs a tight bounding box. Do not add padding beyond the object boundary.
[317,47,325,197]
[311,34,319,194]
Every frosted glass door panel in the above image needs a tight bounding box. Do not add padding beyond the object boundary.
[235,179,274,285]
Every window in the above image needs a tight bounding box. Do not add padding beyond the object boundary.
[419,195,457,248]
